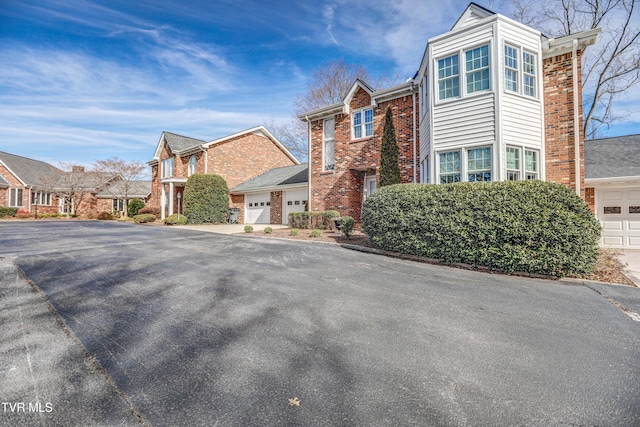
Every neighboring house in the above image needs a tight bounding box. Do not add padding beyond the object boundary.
[230,163,308,224]
[585,135,640,248]
[147,126,299,219]
[300,2,600,222]
[96,180,152,214]
[0,150,61,214]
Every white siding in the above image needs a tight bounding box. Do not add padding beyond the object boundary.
[499,24,540,52]
[433,94,496,151]
[432,24,493,57]
[419,109,431,163]
[502,97,542,148]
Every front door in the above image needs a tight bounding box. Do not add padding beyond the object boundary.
[364,175,377,200]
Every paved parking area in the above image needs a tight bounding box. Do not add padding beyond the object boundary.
[1,221,639,426]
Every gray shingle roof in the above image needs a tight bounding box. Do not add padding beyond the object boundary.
[585,134,640,179]
[97,180,152,198]
[163,132,205,153]
[0,151,61,187]
[231,164,308,193]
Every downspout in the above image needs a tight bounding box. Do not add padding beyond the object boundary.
[306,115,311,212]
[412,82,417,183]
[572,39,581,196]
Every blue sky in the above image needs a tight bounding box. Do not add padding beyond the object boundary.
[1,0,638,168]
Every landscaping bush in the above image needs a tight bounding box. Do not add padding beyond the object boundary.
[244,225,254,233]
[288,210,341,229]
[362,181,601,276]
[0,206,18,217]
[127,198,145,217]
[290,228,299,236]
[97,211,115,220]
[340,215,355,239]
[138,206,160,216]
[183,174,230,224]
[133,213,156,223]
[310,229,322,238]
[264,226,273,234]
[164,213,187,225]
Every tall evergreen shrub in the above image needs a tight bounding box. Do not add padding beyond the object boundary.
[183,174,230,224]
[379,107,402,187]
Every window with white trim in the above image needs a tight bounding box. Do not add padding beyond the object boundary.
[525,149,539,179]
[506,146,539,180]
[162,157,174,178]
[504,44,537,98]
[352,108,373,139]
[439,151,461,184]
[523,51,536,97]
[113,199,125,212]
[438,54,460,100]
[504,45,518,92]
[466,45,490,94]
[9,188,23,207]
[506,146,521,181]
[31,190,51,205]
[467,147,492,182]
[323,118,335,171]
[188,155,196,176]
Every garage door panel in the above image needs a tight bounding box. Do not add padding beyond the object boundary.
[284,189,308,225]
[246,193,271,224]
[597,186,640,248]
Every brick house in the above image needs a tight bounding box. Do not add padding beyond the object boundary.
[147,126,299,220]
[300,3,601,224]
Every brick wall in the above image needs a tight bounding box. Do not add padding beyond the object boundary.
[584,187,595,213]
[310,87,418,220]
[270,191,283,224]
[230,194,244,224]
[207,134,295,189]
[543,51,585,198]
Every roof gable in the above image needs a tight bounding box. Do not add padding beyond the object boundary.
[152,131,206,160]
[0,151,61,187]
[342,80,375,112]
[450,2,495,31]
[204,125,299,164]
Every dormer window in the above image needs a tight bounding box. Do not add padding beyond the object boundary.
[352,108,373,139]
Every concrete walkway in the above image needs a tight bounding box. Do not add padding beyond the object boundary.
[619,250,640,287]
[174,223,288,234]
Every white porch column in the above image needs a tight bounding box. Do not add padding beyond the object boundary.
[169,182,174,216]
[161,184,166,219]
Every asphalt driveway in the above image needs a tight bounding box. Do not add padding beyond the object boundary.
[1,221,639,426]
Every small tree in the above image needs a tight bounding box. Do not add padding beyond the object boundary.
[93,157,148,218]
[183,174,230,224]
[379,107,402,187]
[127,198,145,217]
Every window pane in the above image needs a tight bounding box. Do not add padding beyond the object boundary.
[439,151,461,184]
[525,150,538,172]
[324,140,334,171]
[467,147,492,182]
[353,112,361,126]
[324,118,335,139]
[466,45,489,94]
[506,147,520,170]
[438,54,460,100]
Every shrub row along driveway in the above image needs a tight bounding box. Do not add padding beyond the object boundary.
[1,221,639,426]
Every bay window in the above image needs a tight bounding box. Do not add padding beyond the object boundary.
[438,54,460,100]
[466,45,490,93]
[506,146,539,180]
[467,147,492,182]
[439,151,461,184]
[504,44,537,98]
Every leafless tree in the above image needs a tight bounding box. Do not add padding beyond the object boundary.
[271,59,403,161]
[39,162,93,218]
[508,0,639,138]
[93,157,148,217]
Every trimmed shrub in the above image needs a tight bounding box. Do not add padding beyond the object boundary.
[138,206,160,216]
[362,181,601,277]
[290,228,299,236]
[133,214,156,223]
[183,174,230,224]
[127,198,145,217]
[97,212,115,220]
[340,215,355,239]
[164,214,187,225]
[264,227,273,234]
[0,206,18,217]
[244,225,254,233]
[310,229,322,238]
[288,210,341,229]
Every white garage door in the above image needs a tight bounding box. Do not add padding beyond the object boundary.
[284,189,308,224]
[597,187,640,248]
[246,193,270,224]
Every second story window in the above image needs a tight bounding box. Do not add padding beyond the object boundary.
[504,45,518,92]
[466,45,490,93]
[438,54,460,100]
[523,52,536,97]
[188,155,197,176]
[323,118,335,171]
[504,44,538,98]
[352,108,373,139]
[162,157,174,178]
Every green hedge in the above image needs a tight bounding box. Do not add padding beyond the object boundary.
[133,213,156,223]
[164,214,187,225]
[127,198,145,217]
[288,210,340,229]
[0,206,18,217]
[183,174,229,224]
[362,181,601,276]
